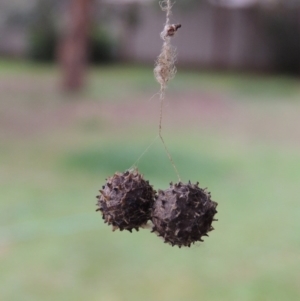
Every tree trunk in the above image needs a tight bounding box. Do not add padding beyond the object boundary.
[58,0,93,92]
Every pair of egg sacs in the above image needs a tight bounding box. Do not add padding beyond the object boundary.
[96,169,218,248]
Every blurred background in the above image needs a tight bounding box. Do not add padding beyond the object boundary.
[1,0,300,300]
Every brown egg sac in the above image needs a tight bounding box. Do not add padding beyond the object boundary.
[151,182,218,248]
[96,170,156,232]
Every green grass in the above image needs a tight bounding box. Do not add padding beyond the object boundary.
[0,61,300,301]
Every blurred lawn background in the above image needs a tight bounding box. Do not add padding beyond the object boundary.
[1,60,300,301]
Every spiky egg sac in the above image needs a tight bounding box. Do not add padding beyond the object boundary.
[96,170,156,232]
[151,182,218,247]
